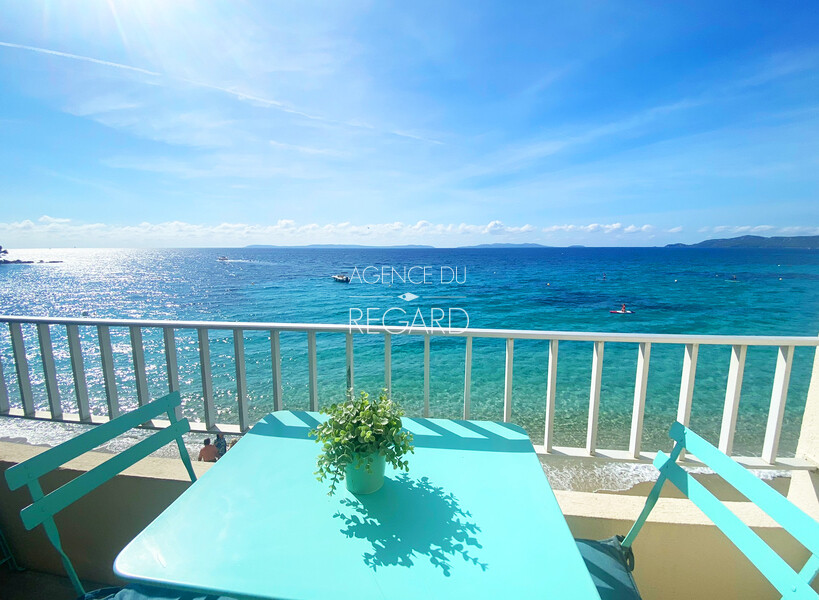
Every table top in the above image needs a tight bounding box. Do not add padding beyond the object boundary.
[115,411,601,600]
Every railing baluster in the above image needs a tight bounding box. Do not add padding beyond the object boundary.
[308,332,318,410]
[677,343,699,426]
[346,332,354,394]
[719,344,747,455]
[586,341,605,455]
[97,325,119,419]
[629,342,651,458]
[197,328,216,429]
[9,322,34,416]
[37,323,62,420]
[163,327,179,393]
[162,327,182,422]
[270,330,282,411]
[66,324,90,422]
[503,338,514,423]
[762,345,795,464]
[384,333,391,396]
[463,336,472,419]
[676,343,699,460]
[544,339,558,452]
[233,329,249,431]
[423,334,430,417]
[0,346,10,414]
[130,326,149,407]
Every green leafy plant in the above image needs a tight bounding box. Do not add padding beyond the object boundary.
[310,389,414,495]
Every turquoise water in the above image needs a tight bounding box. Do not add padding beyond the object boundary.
[0,246,817,456]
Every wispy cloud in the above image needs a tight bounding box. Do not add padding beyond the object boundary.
[0,41,160,76]
[0,39,443,146]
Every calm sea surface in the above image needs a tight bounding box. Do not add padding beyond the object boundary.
[1,247,818,461]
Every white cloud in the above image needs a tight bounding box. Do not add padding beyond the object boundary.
[0,218,654,248]
[667,226,683,233]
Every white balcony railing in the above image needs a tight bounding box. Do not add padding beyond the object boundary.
[0,315,817,470]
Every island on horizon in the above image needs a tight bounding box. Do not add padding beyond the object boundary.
[666,234,819,249]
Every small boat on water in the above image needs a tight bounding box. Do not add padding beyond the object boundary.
[217,256,229,261]
[333,274,350,283]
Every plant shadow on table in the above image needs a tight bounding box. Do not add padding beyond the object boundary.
[334,473,487,575]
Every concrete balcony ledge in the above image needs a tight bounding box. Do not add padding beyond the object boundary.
[1,440,817,599]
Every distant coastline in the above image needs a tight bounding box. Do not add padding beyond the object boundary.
[666,234,819,249]
[246,242,553,249]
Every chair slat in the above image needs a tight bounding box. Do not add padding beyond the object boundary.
[669,422,819,556]
[660,455,817,599]
[5,392,182,490]
[19,419,190,530]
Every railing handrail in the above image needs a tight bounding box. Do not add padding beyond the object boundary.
[0,315,817,346]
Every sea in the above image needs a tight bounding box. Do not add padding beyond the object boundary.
[1,246,817,489]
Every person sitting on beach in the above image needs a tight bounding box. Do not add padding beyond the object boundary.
[198,438,218,462]
[215,433,227,458]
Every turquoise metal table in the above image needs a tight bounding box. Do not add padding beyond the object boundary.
[115,411,601,600]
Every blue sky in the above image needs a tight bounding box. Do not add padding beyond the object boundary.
[0,0,817,247]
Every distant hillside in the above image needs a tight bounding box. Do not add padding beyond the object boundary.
[245,244,435,249]
[666,235,819,249]
[459,243,550,249]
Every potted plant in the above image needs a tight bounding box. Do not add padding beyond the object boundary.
[311,389,414,495]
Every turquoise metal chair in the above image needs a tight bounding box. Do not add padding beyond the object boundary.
[4,391,197,597]
[577,421,819,600]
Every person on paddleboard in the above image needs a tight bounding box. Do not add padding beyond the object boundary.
[621,303,626,313]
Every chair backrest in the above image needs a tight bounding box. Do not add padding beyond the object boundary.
[622,421,819,600]
[4,391,196,596]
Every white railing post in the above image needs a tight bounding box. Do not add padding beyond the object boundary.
[544,339,558,452]
[163,327,181,421]
[677,343,699,427]
[423,335,430,417]
[163,328,179,393]
[270,330,282,411]
[384,333,391,396]
[233,329,249,432]
[66,324,91,422]
[0,348,9,415]
[37,323,62,420]
[197,328,216,429]
[346,332,354,394]
[130,326,149,407]
[586,341,605,455]
[676,342,699,460]
[463,336,472,419]
[503,338,514,423]
[719,344,747,455]
[97,325,119,418]
[629,342,651,458]
[796,340,819,466]
[308,331,318,411]
[762,345,795,464]
[9,322,34,416]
